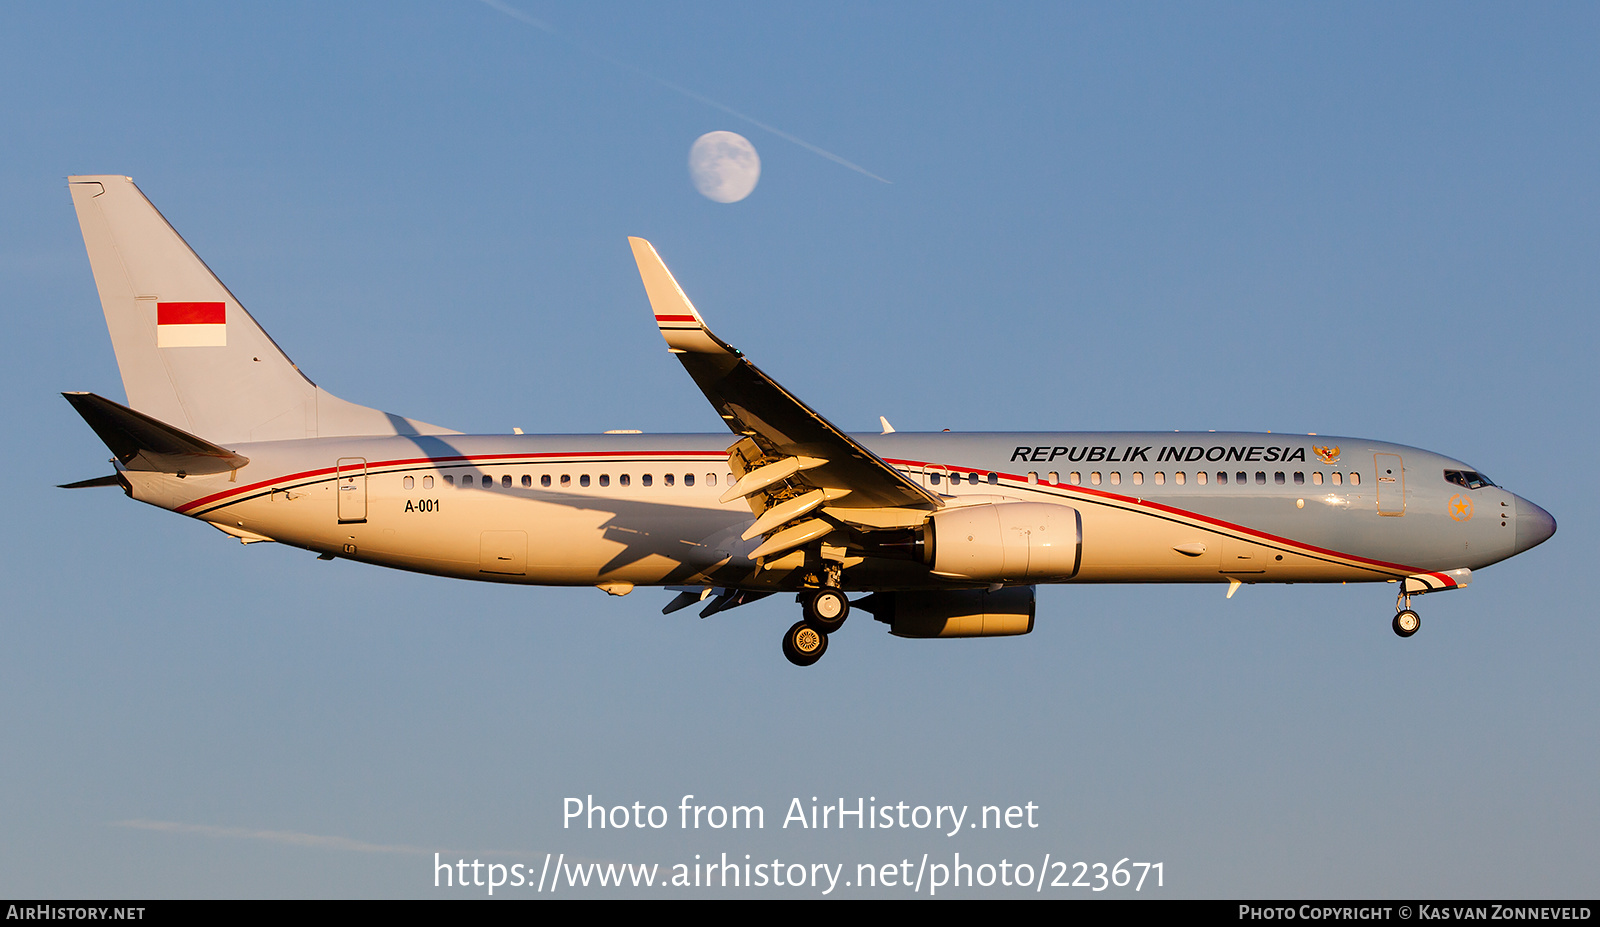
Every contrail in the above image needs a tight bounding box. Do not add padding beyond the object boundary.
[478,0,891,184]
[112,818,538,859]
[113,819,427,855]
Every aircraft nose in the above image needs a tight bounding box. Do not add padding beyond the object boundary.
[1514,495,1556,554]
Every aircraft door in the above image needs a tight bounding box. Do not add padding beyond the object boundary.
[924,465,954,493]
[1375,453,1405,516]
[480,530,528,576]
[337,457,367,523]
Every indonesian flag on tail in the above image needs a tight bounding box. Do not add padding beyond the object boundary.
[156,302,226,347]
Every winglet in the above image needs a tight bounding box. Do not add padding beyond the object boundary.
[628,238,727,355]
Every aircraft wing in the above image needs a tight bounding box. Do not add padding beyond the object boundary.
[629,239,942,525]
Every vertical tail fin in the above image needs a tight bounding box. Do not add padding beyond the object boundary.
[68,176,454,443]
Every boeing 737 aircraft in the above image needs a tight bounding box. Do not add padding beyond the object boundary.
[61,176,1556,666]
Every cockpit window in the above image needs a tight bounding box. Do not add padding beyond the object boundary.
[1443,469,1495,490]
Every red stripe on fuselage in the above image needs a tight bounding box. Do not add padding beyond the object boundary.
[880,457,1445,581]
[174,449,728,514]
[172,448,1448,584]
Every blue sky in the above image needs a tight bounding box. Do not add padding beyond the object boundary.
[1,1,1594,898]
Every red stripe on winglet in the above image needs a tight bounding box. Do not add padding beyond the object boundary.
[158,302,226,325]
[654,315,697,323]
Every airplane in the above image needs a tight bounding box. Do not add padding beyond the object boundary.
[60,175,1556,666]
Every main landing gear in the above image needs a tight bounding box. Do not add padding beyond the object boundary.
[1392,591,1420,638]
[783,579,851,667]
[783,619,828,666]
[803,587,849,633]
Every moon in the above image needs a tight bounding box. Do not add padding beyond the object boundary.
[689,131,760,203]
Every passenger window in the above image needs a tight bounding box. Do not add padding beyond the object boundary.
[521,474,532,488]
[1196,471,1207,485]
[642,474,653,487]
[1216,471,1227,485]
[929,472,941,486]
[502,475,513,488]
[444,474,455,486]
[1256,471,1266,485]
[1110,472,1120,485]
[1293,472,1304,484]
[1132,472,1144,485]
[986,472,998,485]
[600,474,610,487]
[423,475,434,489]
[1027,471,1038,484]
[1350,472,1361,485]
[580,474,591,487]
[403,475,414,489]
[1175,471,1186,485]
[1090,471,1102,485]
[620,474,630,487]
[1047,471,1059,484]
[541,474,552,488]
[1154,472,1165,485]
[1274,472,1285,485]
[665,474,675,486]
[706,473,717,486]
[1069,472,1081,485]
[1331,472,1343,486]
[560,475,571,488]
[1312,472,1323,485]
[684,473,695,487]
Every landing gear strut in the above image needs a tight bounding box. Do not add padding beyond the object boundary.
[1392,591,1420,638]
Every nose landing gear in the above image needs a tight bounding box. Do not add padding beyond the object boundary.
[1392,591,1420,638]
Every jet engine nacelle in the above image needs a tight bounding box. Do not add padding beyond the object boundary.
[927,502,1081,582]
[860,586,1036,638]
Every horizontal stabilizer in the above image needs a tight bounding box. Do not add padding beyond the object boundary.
[62,391,249,474]
[58,474,125,489]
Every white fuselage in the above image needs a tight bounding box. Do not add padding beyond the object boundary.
[124,430,1539,593]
